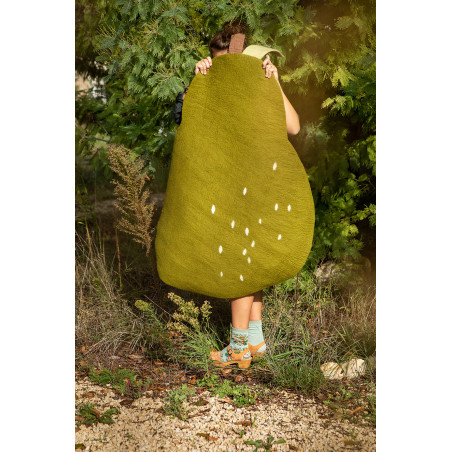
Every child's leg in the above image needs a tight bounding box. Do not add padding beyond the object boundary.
[231,293,254,329]
[248,290,266,356]
[211,293,253,365]
[250,289,263,321]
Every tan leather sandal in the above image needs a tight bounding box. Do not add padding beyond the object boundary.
[210,345,252,369]
[248,341,266,359]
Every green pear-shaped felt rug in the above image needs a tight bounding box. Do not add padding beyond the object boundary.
[155,52,315,299]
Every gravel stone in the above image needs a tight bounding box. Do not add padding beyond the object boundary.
[75,377,376,451]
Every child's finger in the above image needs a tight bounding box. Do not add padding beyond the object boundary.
[201,60,212,74]
[266,63,271,78]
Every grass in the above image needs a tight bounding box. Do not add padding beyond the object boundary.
[251,274,376,395]
[164,275,375,397]
[75,230,174,362]
[264,355,326,395]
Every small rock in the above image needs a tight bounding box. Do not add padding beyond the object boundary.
[342,358,366,378]
[320,362,344,380]
[321,358,366,380]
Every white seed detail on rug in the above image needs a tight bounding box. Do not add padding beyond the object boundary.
[213,159,293,279]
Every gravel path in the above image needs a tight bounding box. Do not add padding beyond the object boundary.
[75,377,375,451]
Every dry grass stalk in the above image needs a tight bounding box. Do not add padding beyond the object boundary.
[107,145,159,286]
[75,232,171,360]
[75,233,144,357]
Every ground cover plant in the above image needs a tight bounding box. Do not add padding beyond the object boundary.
[245,436,287,451]
[197,372,257,407]
[76,403,120,426]
[163,384,196,421]
[88,367,151,399]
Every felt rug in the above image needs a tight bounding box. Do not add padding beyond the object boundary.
[155,52,315,299]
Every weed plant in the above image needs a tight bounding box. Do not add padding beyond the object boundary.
[366,393,376,423]
[163,384,196,420]
[197,373,256,407]
[167,292,221,372]
[244,436,286,451]
[88,367,151,399]
[76,403,120,426]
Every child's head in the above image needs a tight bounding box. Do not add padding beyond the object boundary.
[209,21,248,57]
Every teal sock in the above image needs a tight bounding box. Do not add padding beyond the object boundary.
[220,326,250,362]
[248,320,266,353]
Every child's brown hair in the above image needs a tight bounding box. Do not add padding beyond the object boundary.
[208,21,248,56]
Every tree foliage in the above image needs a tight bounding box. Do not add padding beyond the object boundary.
[76,0,376,268]
[76,0,112,79]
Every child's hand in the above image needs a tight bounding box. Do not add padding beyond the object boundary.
[195,57,213,75]
[262,54,278,81]
[194,54,278,79]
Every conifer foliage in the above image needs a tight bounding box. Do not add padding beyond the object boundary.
[76,0,376,268]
